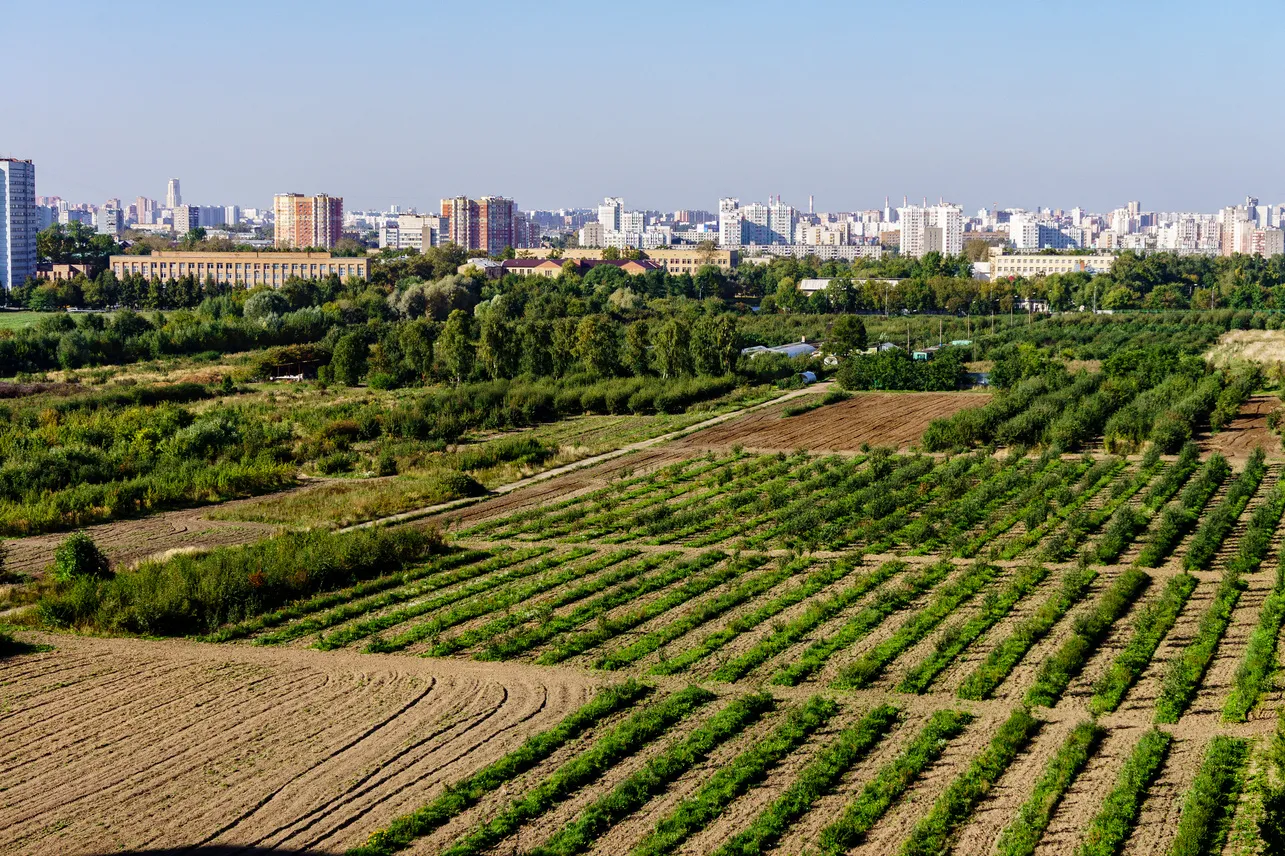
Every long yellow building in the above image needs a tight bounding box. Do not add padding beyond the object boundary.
[108,251,370,286]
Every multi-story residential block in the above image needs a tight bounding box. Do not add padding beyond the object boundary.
[1254,229,1285,257]
[166,178,181,209]
[440,196,478,250]
[718,198,741,247]
[597,197,623,232]
[0,158,37,290]
[898,204,963,257]
[274,193,344,249]
[479,196,514,255]
[578,221,605,248]
[438,196,521,253]
[135,196,157,225]
[97,206,122,236]
[393,213,440,251]
[109,250,369,286]
[172,204,200,234]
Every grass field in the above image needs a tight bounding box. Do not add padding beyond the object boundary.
[0,310,51,330]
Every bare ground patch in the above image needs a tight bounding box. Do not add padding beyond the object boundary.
[673,391,989,453]
[0,634,601,856]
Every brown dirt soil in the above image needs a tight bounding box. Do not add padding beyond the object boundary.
[673,391,989,453]
[1200,395,1285,462]
[0,634,602,856]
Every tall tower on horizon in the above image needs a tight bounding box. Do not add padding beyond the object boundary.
[166,178,181,209]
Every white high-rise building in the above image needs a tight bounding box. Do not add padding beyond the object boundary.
[741,202,769,244]
[166,178,181,209]
[930,204,963,256]
[897,205,928,257]
[97,206,122,236]
[768,200,796,245]
[598,197,623,232]
[897,203,963,258]
[620,210,644,235]
[718,198,742,247]
[0,159,37,290]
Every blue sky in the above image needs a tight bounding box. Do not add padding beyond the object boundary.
[3,0,1281,214]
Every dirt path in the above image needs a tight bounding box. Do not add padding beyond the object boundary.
[0,635,602,856]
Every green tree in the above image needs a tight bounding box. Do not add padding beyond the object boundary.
[477,315,515,379]
[651,317,692,378]
[694,264,729,300]
[601,245,621,260]
[435,309,475,383]
[692,314,741,375]
[828,314,868,357]
[774,277,806,312]
[330,332,369,386]
[398,320,438,380]
[624,319,651,375]
[521,319,555,376]
[573,314,621,376]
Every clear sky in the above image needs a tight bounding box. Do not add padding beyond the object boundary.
[3,0,1281,215]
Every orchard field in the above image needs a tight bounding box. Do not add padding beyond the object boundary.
[8,314,1285,855]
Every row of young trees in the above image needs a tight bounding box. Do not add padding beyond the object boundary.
[324,310,746,388]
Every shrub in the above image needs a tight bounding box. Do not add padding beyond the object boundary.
[37,526,443,635]
[51,532,111,583]
[901,708,1040,856]
[1077,729,1171,856]
[709,704,899,856]
[634,696,838,856]
[996,721,1104,856]
[435,686,715,856]
[1025,568,1150,708]
[1169,736,1249,856]
[815,709,972,854]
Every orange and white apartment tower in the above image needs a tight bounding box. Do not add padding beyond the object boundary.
[273,193,344,249]
[439,195,515,255]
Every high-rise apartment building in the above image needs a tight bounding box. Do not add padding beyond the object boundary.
[173,204,200,234]
[136,196,157,225]
[479,196,515,255]
[598,197,623,232]
[273,193,344,249]
[898,203,963,258]
[166,178,181,209]
[97,206,122,236]
[718,198,742,247]
[441,196,479,250]
[440,196,519,254]
[0,159,37,290]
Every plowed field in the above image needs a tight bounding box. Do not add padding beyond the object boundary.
[676,391,989,452]
[0,636,601,855]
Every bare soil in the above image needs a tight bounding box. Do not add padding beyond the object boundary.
[1199,395,1285,462]
[0,634,601,856]
[674,391,989,453]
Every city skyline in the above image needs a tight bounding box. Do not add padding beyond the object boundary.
[4,0,1283,213]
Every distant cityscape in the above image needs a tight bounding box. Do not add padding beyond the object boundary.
[3,154,1284,292]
